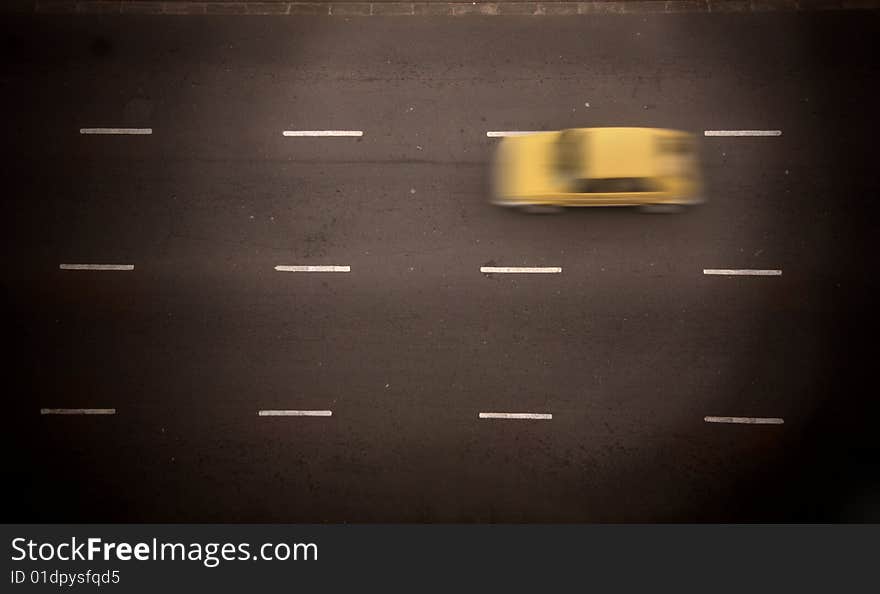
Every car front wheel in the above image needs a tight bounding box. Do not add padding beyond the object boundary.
[520,204,564,214]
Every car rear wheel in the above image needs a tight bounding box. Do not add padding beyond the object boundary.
[638,204,685,214]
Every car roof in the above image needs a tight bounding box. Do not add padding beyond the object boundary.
[577,127,659,179]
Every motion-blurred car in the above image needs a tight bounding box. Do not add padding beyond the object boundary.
[492,127,703,212]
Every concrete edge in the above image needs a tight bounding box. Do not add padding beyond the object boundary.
[7,0,879,15]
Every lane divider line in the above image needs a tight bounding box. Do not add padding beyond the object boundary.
[481,266,561,274]
[59,264,134,271]
[282,130,363,137]
[703,269,781,276]
[41,408,116,415]
[275,265,350,272]
[486,131,542,137]
[704,416,784,425]
[703,130,782,137]
[492,131,781,138]
[79,128,152,135]
[258,410,333,417]
[479,412,553,420]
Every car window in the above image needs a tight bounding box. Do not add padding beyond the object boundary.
[570,178,657,193]
[556,130,585,177]
[657,137,693,155]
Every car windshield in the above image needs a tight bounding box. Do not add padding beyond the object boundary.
[657,136,693,155]
[555,130,584,177]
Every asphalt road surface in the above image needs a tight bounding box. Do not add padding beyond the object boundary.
[4,10,879,522]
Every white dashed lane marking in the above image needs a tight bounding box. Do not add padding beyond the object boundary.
[703,269,782,276]
[79,128,152,135]
[703,130,782,137]
[479,412,553,420]
[481,267,561,274]
[282,130,363,137]
[274,265,350,272]
[486,131,542,137]
[59,264,134,271]
[258,410,333,417]
[491,131,780,138]
[41,408,116,415]
[704,416,784,425]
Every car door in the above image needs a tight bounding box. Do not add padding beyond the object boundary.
[564,177,664,206]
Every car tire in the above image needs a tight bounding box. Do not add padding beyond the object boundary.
[638,204,685,214]
[520,205,564,214]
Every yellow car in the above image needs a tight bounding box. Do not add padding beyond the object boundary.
[492,127,703,212]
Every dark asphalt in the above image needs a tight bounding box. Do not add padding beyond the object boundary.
[4,11,879,522]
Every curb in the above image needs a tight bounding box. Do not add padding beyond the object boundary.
[6,0,880,15]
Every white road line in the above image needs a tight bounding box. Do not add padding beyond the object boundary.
[479,412,553,420]
[481,266,561,274]
[704,416,784,425]
[79,128,152,135]
[486,131,543,137]
[703,269,782,276]
[274,265,350,273]
[282,130,363,137]
[40,408,116,415]
[703,130,782,137]
[258,410,333,417]
[59,264,134,271]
